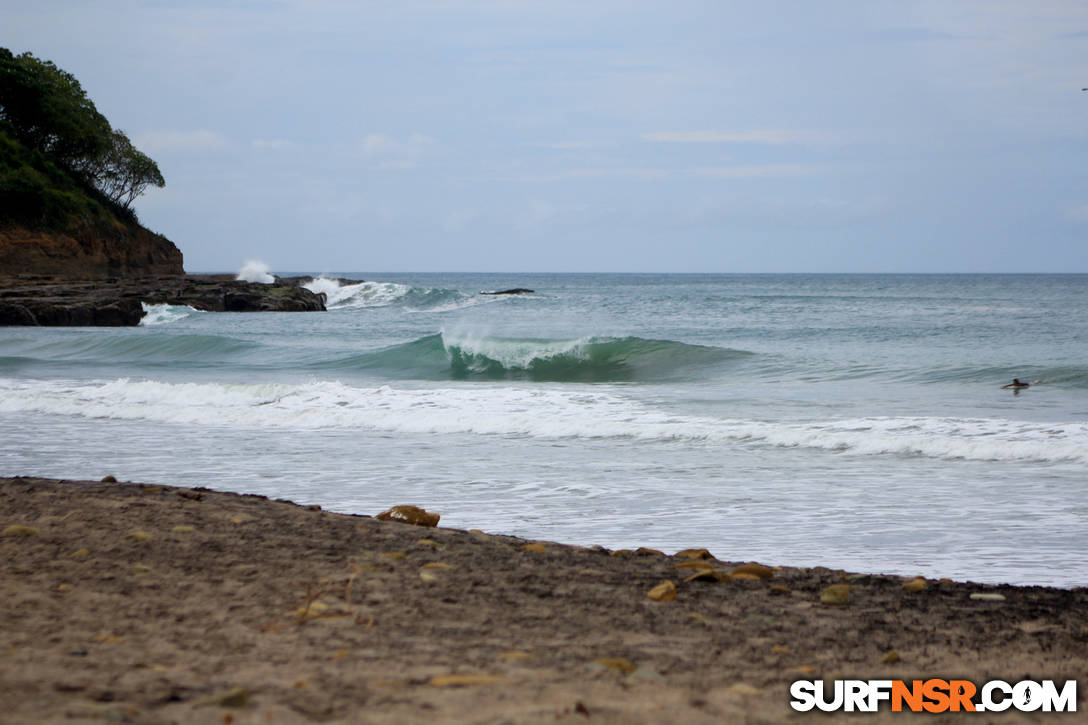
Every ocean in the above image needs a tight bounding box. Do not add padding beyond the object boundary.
[2,273,1086,587]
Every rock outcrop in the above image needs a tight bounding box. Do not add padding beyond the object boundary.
[0,225,184,279]
[479,288,534,295]
[0,275,326,326]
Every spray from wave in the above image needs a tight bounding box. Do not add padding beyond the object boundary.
[236,260,275,284]
[302,277,411,308]
[139,303,199,326]
[301,277,486,312]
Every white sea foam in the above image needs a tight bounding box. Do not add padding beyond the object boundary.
[138,303,199,326]
[303,277,411,308]
[441,331,593,368]
[302,276,489,312]
[1,378,1085,465]
[236,260,274,283]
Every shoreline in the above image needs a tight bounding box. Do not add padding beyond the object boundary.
[2,475,1086,723]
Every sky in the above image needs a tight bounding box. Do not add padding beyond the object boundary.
[5,1,1088,273]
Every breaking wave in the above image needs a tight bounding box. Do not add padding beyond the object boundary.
[2,378,1085,464]
[236,260,274,284]
[139,303,199,326]
[301,277,487,312]
[323,332,751,382]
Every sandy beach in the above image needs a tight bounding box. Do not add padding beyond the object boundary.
[1,475,1085,724]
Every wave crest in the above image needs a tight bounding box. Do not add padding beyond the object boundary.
[302,277,411,308]
[301,277,482,311]
[325,332,751,382]
[139,303,199,326]
[443,333,747,382]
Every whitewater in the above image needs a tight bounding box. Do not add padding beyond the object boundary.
[2,273,1086,586]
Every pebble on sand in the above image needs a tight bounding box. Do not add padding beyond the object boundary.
[820,584,851,605]
[902,577,927,591]
[648,580,678,602]
[683,569,731,583]
[731,563,774,579]
[2,524,40,537]
[589,658,637,674]
[674,561,715,571]
[498,651,532,661]
[376,505,440,527]
[675,548,714,560]
[125,530,154,542]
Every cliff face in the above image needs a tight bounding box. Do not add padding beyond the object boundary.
[0,224,184,278]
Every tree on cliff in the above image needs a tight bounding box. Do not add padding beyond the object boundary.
[0,48,163,212]
[79,130,165,210]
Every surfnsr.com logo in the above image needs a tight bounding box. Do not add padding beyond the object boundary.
[790,679,1077,713]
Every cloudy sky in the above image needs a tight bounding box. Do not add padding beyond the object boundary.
[6,1,1088,272]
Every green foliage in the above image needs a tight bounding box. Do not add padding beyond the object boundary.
[0,124,121,232]
[79,129,165,210]
[0,47,164,215]
[0,48,111,169]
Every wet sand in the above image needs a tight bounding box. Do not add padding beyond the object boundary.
[1,476,1085,723]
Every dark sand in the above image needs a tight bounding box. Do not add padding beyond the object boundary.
[1,476,1085,723]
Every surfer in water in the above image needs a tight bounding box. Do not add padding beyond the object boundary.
[1001,378,1030,390]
